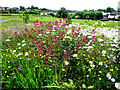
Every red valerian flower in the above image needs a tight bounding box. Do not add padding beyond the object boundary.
[92,29,95,33]
[54,36,57,39]
[92,35,95,39]
[29,34,32,38]
[105,45,107,48]
[25,28,28,31]
[36,41,39,44]
[92,53,95,56]
[37,44,42,50]
[64,51,69,56]
[44,57,48,60]
[85,36,88,39]
[96,51,99,54]
[53,54,57,57]
[101,35,104,38]
[82,39,86,43]
[77,40,81,46]
[83,58,86,62]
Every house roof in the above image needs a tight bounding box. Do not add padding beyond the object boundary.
[111,11,120,15]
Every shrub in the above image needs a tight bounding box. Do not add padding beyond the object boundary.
[56,7,69,18]
[23,11,29,23]
[48,12,55,17]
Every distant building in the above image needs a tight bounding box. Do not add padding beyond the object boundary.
[40,10,77,15]
[68,10,77,14]
[102,11,120,20]
[0,6,10,10]
[12,7,19,10]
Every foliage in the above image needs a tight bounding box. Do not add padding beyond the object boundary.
[23,11,29,23]
[2,18,119,89]
[29,10,40,14]
[48,12,55,17]
[20,6,25,11]
[72,11,103,20]
[106,7,115,13]
[56,7,69,18]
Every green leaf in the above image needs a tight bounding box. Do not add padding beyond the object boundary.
[82,84,86,88]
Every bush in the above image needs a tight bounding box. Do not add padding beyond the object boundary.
[2,10,9,14]
[23,11,29,23]
[48,12,55,17]
[56,7,69,18]
[72,11,103,20]
[7,8,19,14]
[29,10,40,14]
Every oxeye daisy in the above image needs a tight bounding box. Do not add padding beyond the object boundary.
[107,73,111,79]
[73,54,77,57]
[64,61,69,65]
[102,50,106,54]
[89,61,93,64]
[98,62,103,66]
[111,78,115,82]
[90,64,95,68]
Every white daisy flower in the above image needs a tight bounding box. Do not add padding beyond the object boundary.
[98,38,104,42]
[98,62,103,66]
[5,39,11,41]
[67,30,72,35]
[46,32,50,34]
[115,83,120,89]
[89,61,93,64]
[107,73,111,79]
[18,53,23,56]
[73,54,77,57]
[64,61,69,65]
[18,47,21,49]
[90,64,95,68]
[38,34,42,36]
[22,43,26,46]
[87,75,89,77]
[113,56,116,59]
[25,52,28,56]
[17,43,21,46]
[22,40,25,43]
[13,50,16,52]
[88,36,92,38]
[27,23,31,25]
[64,36,71,39]
[102,50,106,54]
[111,78,115,82]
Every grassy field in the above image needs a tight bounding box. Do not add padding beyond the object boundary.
[1,14,119,89]
[1,14,118,49]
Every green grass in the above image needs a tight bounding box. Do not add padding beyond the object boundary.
[72,19,118,28]
[0,15,19,20]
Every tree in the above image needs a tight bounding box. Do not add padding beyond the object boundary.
[117,8,120,12]
[7,8,19,13]
[20,6,25,11]
[56,7,69,18]
[106,7,115,13]
[31,5,35,10]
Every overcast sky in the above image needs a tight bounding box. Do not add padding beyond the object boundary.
[0,0,120,11]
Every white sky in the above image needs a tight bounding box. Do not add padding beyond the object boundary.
[0,0,120,11]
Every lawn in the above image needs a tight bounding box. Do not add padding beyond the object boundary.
[1,14,120,89]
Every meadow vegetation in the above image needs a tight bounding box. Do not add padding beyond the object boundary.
[1,13,120,89]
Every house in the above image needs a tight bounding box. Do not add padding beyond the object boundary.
[68,10,77,14]
[108,11,120,20]
[12,7,19,10]
[41,10,57,15]
[0,6,10,11]
[102,11,120,20]
[25,8,31,11]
